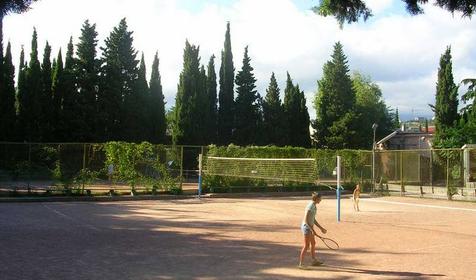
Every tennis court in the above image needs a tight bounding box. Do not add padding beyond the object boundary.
[1,195,475,279]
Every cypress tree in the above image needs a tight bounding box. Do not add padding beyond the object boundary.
[313,42,357,149]
[17,46,27,141]
[284,73,310,147]
[136,53,149,141]
[0,42,16,141]
[206,55,218,144]
[431,46,458,144]
[51,49,64,141]
[24,28,43,141]
[174,41,203,145]
[149,51,166,143]
[394,108,400,128]
[217,22,234,145]
[262,72,284,146]
[40,41,52,140]
[75,20,99,141]
[61,37,79,142]
[234,46,259,146]
[99,18,138,141]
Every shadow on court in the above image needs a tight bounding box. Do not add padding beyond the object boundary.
[0,200,449,280]
[311,264,445,279]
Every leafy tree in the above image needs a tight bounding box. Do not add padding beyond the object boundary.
[313,42,357,149]
[430,46,458,147]
[0,42,16,140]
[234,46,260,146]
[75,19,99,141]
[283,73,310,147]
[149,51,166,144]
[206,55,218,144]
[314,0,476,26]
[99,18,138,141]
[262,72,285,146]
[352,71,394,148]
[218,22,235,145]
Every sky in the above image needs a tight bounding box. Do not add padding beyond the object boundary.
[3,0,476,121]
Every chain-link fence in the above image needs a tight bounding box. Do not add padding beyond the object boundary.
[1,142,475,200]
[0,142,203,196]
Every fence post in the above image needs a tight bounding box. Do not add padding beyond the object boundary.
[430,150,433,193]
[28,143,32,192]
[400,151,404,195]
[180,146,184,189]
[446,156,450,200]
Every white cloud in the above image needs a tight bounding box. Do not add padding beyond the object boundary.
[3,0,476,121]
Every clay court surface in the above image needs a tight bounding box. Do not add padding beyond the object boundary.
[1,196,475,279]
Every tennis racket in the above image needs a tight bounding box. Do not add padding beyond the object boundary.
[314,233,339,250]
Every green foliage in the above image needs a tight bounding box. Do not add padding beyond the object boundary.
[149,51,167,144]
[284,73,311,148]
[352,72,395,148]
[0,42,16,141]
[234,46,260,145]
[263,72,285,146]
[104,142,177,190]
[206,55,218,144]
[218,22,235,145]
[75,20,100,142]
[99,18,139,141]
[313,0,476,26]
[314,42,357,149]
[431,46,458,149]
[174,41,207,145]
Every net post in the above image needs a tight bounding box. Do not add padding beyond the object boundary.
[337,155,341,222]
[198,154,202,199]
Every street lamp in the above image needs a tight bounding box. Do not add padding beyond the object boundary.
[372,123,378,193]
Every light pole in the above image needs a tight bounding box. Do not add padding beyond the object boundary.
[372,123,378,193]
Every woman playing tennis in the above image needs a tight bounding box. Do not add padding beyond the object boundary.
[299,192,327,268]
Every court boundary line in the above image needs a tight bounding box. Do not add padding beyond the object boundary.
[362,198,476,212]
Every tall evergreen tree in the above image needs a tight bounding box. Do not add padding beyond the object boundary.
[135,52,149,141]
[99,18,139,141]
[17,46,28,141]
[75,20,99,141]
[149,51,166,143]
[218,22,235,145]
[61,36,79,142]
[430,46,458,146]
[234,46,260,146]
[313,42,357,149]
[0,1,38,113]
[262,72,284,146]
[206,55,218,144]
[283,73,310,147]
[40,41,52,140]
[394,108,400,128]
[0,42,16,141]
[51,49,64,141]
[24,28,43,141]
[174,41,205,145]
